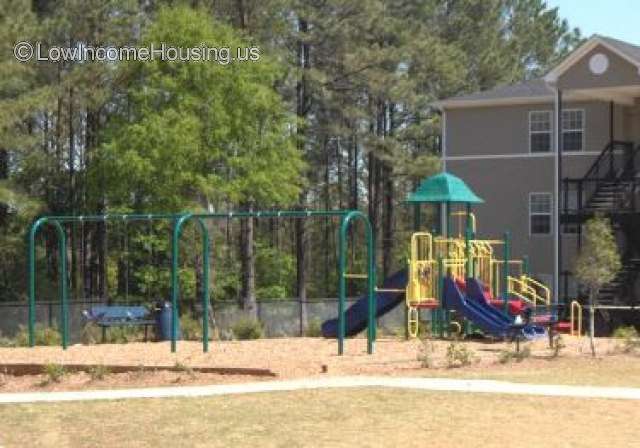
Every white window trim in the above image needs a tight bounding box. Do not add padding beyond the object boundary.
[562,108,586,153]
[529,110,553,154]
[529,192,553,237]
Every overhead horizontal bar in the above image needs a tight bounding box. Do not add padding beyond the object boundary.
[32,209,357,223]
[194,209,355,219]
[35,213,183,222]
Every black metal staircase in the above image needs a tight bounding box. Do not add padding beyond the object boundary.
[562,140,640,312]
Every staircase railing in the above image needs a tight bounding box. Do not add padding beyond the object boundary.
[582,140,635,181]
[562,141,638,217]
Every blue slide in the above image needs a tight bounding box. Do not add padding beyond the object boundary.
[322,269,407,338]
[443,277,545,340]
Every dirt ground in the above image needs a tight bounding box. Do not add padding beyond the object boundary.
[0,335,637,392]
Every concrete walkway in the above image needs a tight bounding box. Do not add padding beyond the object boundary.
[1,376,640,404]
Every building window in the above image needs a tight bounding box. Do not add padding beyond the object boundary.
[562,109,584,152]
[529,111,552,153]
[530,193,552,235]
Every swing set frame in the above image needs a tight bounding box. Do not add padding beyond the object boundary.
[27,210,375,355]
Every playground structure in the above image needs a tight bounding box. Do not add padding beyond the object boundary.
[26,171,563,356]
[322,172,554,341]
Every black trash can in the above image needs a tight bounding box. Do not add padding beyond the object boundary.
[155,301,181,341]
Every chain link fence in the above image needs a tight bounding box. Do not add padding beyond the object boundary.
[0,298,407,343]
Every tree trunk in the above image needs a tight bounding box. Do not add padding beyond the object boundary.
[239,208,257,319]
[382,163,394,279]
[295,16,310,335]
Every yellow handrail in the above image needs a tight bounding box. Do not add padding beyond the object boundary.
[407,233,436,308]
[450,211,476,237]
[570,301,582,337]
[507,276,535,304]
[521,275,551,306]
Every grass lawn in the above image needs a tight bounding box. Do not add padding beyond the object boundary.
[414,354,640,387]
[0,388,638,447]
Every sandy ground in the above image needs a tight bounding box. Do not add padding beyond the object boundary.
[0,335,631,392]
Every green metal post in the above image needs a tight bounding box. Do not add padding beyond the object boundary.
[338,216,347,355]
[197,218,210,353]
[523,255,530,277]
[367,220,376,353]
[338,211,375,355]
[58,227,68,349]
[446,202,451,238]
[27,218,68,349]
[171,214,191,353]
[502,231,511,314]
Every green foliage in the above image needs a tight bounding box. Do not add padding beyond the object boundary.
[304,319,322,337]
[255,240,295,299]
[612,326,640,354]
[446,341,476,368]
[612,326,639,339]
[81,324,145,345]
[42,363,66,384]
[574,216,622,296]
[498,345,531,364]
[88,364,111,381]
[180,313,206,341]
[94,5,303,212]
[13,324,61,347]
[231,318,264,340]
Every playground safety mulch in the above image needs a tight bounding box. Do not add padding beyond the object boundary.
[0,336,632,392]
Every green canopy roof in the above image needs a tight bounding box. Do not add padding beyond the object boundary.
[407,172,484,204]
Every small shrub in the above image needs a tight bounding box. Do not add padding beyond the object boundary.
[14,324,61,347]
[82,325,145,344]
[612,325,639,339]
[88,364,111,381]
[612,326,640,354]
[499,345,531,364]
[0,335,15,347]
[180,313,206,341]
[551,334,566,358]
[219,329,234,341]
[305,319,322,337]
[231,318,263,340]
[42,363,66,385]
[417,337,435,368]
[173,361,194,377]
[446,341,476,368]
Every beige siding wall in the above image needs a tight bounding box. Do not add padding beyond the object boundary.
[445,101,619,158]
[558,45,640,90]
[623,103,640,143]
[446,156,596,283]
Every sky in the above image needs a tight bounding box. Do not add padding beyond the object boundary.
[545,0,640,44]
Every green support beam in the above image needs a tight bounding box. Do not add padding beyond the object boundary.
[27,209,374,356]
[28,218,69,349]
